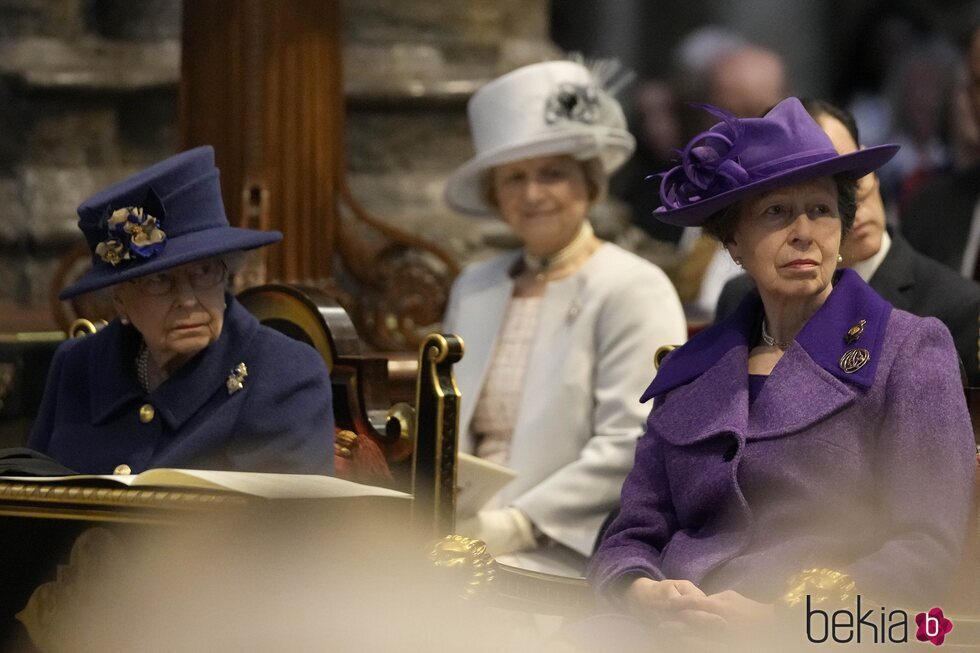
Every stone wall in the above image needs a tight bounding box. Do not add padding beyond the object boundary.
[0,0,641,331]
[0,0,180,327]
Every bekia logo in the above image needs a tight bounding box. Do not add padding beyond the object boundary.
[914,608,953,646]
[806,595,955,646]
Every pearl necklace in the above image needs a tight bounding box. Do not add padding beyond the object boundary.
[136,343,150,392]
[760,318,792,350]
[521,222,595,282]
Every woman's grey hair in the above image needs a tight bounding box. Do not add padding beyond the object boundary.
[702,173,858,243]
[479,157,608,211]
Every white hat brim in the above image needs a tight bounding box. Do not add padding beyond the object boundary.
[444,128,635,216]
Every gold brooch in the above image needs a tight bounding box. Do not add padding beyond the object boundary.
[226,362,248,395]
[845,319,867,344]
[839,348,870,374]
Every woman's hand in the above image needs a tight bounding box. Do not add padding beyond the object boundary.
[625,579,775,650]
[623,577,709,618]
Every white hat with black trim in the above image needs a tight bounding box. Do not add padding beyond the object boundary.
[444,60,635,215]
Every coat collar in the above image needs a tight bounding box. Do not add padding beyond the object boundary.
[643,269,892,444]
[89,294,258,430]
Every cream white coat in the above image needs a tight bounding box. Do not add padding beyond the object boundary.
[443,243,686,558]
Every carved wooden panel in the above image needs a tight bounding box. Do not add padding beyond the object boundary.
[179,1,459,351]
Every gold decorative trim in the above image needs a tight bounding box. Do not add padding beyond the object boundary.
[0,481,249,524]
[68,318,106,339]
[783,568,856,608]
[429,534,495,598]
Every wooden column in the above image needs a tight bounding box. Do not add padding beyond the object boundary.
[179,0,343,286]
[179,1,458,351]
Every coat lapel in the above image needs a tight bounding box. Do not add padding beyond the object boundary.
[653,346,750,446]
[151,295,257,431]
[648,269,890,445]
[508,270,587,468]
[453,261,515,451]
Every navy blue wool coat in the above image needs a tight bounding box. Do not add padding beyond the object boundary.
[27,296,334,476]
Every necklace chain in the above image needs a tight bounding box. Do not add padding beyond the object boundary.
[136,343,150,392]
[761,318,792,350]
[522,222,595,280]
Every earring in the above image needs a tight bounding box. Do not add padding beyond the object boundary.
[119,314,130,325]
[837,254,843,263]
[733,256,743,267]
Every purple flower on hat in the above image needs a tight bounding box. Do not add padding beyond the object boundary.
[658,104,752,210]
[544,82,601,125]
[95,189,167,266]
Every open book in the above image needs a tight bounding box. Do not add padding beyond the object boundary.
[3,468,409,501]
[455,452,517,518]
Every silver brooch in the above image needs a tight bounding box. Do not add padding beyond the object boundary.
[226,362,248,395]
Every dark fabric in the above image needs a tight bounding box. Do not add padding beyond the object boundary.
[747,374,767,404]
[62,146,282,299]
[590,271,975,607]
[715,230,980,385]
[26,295,334,475]
[0,448,77,476]
[655,98,898,226]
[902,164,980,276]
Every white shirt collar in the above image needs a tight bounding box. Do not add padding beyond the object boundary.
[850,228,891,282]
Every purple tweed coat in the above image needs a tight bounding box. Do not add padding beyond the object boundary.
[589,269,976,606]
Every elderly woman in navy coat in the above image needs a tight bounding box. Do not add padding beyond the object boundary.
[27,146,334,476]
[588,99,975,646]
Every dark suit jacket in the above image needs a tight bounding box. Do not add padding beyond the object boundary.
[902,164,980,275]
[715,230,980,386]
[26,295,335,475]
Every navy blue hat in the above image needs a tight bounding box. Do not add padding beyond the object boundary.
[60,146,282,300]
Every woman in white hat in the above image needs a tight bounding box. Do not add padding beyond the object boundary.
[443,61,687,574]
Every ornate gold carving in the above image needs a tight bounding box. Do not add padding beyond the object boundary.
[335,429,358,459]
[0,480,249,524]
[69,318,104,338]
[413,333,463,537]
[783,568,856,608]
[429,534,495,598]
[385,402,416,448]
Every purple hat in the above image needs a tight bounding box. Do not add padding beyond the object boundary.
[60,146,281,300]
[653,97,899,227]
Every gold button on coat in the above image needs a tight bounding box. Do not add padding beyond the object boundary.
[113,464,132,475]
[139,404,155,423]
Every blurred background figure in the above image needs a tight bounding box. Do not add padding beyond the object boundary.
[662,31,790,321]
[878,38,961,210]
[902,19,980,282]
[704,44,786,125]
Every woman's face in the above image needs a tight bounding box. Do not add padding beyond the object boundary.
[491,155,591,257]
[727,177,842,303]
[113,258,227,369]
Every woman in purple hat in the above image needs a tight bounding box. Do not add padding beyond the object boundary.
[587,98,975,645]
[27,146,334,476]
